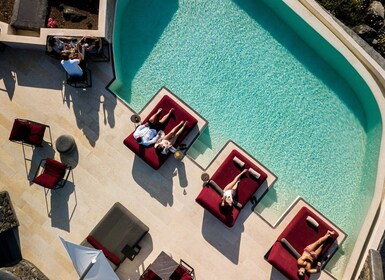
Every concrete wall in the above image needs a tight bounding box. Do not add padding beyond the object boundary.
[0,0,108,47]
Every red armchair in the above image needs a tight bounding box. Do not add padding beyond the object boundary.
[9,118,52,147]
[32,158,71,190]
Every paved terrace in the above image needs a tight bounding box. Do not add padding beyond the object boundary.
[0,46,340,280]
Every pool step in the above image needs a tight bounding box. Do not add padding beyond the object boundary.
[188,138,209,159]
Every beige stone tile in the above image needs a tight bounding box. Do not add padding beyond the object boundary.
[0,47,341,280]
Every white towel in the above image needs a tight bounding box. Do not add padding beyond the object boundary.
[233,156,245,168]
[306,216,319,228]
[248,168,261,180]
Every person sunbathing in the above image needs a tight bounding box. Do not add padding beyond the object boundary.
[154,120,188,155]
[219,169,248,212]
[297,230,335,277]
[133,108,173,146]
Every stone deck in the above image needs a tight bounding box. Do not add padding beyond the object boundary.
[0,46,340,280]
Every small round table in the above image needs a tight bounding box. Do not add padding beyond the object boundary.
[55,135,76,154]
[201,172,210,182]
[130,114,141,127]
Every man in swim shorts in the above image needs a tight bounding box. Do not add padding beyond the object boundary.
[297,230,335,277]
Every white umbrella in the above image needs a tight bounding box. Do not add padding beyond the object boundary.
[59,236,119,280]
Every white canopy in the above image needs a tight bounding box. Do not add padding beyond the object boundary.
[59,236,119,280]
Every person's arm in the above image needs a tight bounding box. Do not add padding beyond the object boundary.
[133,124,146,138]
[76,45,85,60]
[307,262,321,274]
[146,133,161,145]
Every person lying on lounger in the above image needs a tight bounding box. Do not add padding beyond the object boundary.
[154,121,188,155]
[297,230,335,277]
[219,169,248,212]
[133,108,173,146]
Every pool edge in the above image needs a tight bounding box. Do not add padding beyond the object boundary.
[286,0,385,279]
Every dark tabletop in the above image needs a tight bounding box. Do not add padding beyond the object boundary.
[149,251,179,280]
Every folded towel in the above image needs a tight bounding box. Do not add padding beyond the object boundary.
[248,168,261,180]
[306,216,319,228]
[233,156,245,168]
[281,238,301,259]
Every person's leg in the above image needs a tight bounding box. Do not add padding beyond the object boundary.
[305,231,334,252]
[148,108,163,124]
[163,121,184,140]
[159,108,174,124]
[223,169,248,192]
[168,121,188,146]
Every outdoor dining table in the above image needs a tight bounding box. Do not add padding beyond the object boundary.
[148,251,179,280]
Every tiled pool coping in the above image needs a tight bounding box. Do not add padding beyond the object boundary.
[284,1,385,279]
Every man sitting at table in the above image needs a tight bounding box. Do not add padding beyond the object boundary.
[60,46,85,77]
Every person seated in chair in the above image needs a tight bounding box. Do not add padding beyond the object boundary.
[133,108,173,146]
[60,46,85,78]
[297,230,335,278]
[48,36,76,54]
[78,36,102,56]
[219,169,248,213]
[154,120,188,155]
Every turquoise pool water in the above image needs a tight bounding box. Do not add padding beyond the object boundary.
[109,0,382,276]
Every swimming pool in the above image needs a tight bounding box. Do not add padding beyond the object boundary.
[109,0,382,277]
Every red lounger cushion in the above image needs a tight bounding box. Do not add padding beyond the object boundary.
[86,235,122,266]
[9,119,46,146]
[9,119,30,141]
[195,149,268,227]
[32,158,67,189]
[28,123,46,146]
[266,207,339,280]
[123,95,198,170]
[170,264,192,280]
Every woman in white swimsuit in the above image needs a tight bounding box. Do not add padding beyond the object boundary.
[220,169,248,209]
[155,121,188,154]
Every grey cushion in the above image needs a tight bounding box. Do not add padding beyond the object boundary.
[11,0,48,30]
[88,202,149,260]
[306,216,319,228]
[248,167,261,180]
[280,238,301,259]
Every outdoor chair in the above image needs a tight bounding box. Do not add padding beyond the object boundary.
[32,158,71,190]
[139,267,161,280]
[66,67,92,88]
[169,259,195,280]
[9,118,52,147]
[87,38,110,62]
